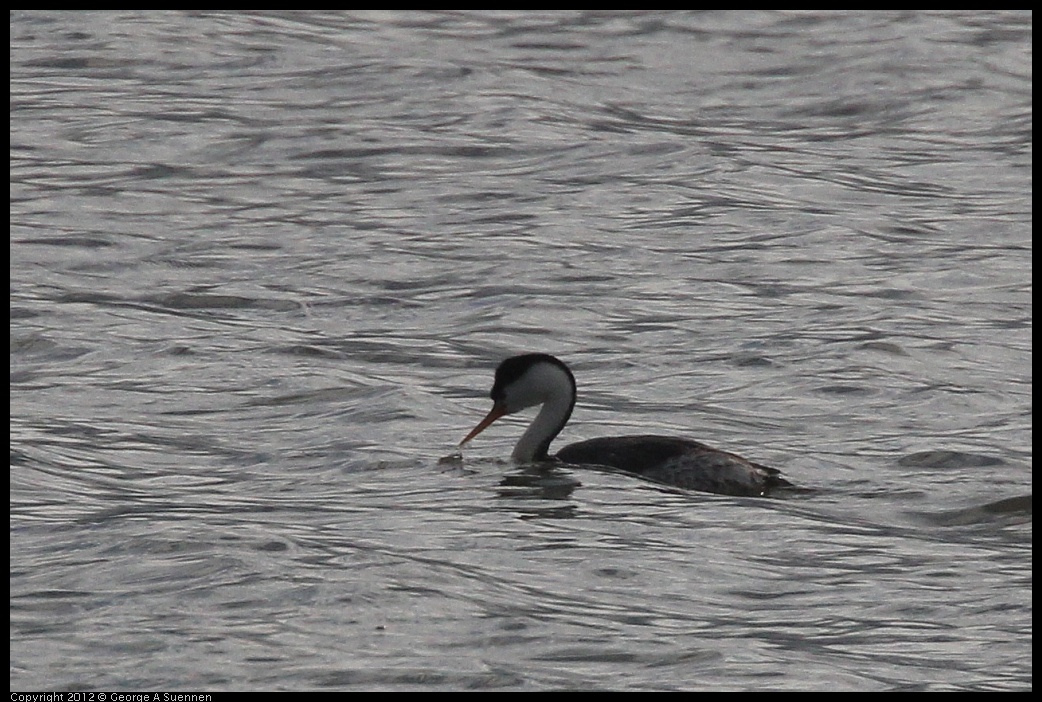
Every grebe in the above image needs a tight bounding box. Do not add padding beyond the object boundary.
[459,354,791,497]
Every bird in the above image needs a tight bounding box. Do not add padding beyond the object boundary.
[459,353,791,497]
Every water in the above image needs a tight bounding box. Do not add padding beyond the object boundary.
[10,10,1031,691]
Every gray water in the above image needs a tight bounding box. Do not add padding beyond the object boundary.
[10,10,1031,691]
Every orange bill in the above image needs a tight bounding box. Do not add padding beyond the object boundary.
[459,402,508,447]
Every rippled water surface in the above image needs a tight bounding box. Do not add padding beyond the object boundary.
[10,10,1031,691]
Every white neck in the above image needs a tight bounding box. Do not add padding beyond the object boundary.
[504,361,575,462]
[511,390,573,462]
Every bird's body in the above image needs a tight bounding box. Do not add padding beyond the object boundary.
[459,354,791,497]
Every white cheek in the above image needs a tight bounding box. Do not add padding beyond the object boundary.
[502,383,541,413]
[501,363,569,413]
